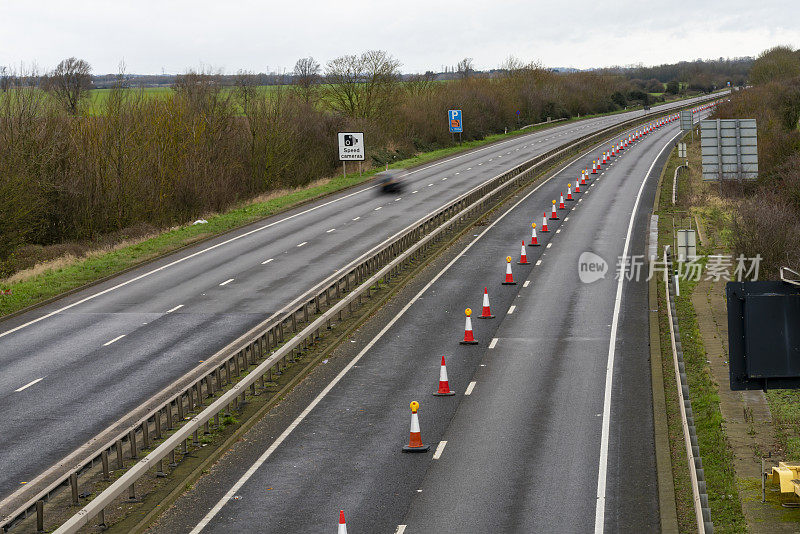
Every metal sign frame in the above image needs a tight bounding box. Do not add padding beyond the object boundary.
[448,109,463,133]
[700,119,758,181]
[679,110,693,131]
[337,132,365,161]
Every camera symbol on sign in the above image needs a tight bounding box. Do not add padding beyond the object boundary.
[344,135,359,147]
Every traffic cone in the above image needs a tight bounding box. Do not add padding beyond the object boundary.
[460,308,478,344]
[479,287,494,318]
[591,161,597,174]
[502,256,516,285]
[433,356,455,396]
[581,170,587,185]
[558,193,565,210]
[541,213,549,232]
[530,223,539,246]
[566,183,574,200]
[574,180,581,194]
[402,401,430,452]
[550,200,559,220]
[518,241,529,264]
[338,511,347,534]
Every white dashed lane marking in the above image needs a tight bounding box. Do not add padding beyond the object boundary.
[103,335,125,346]
[219,278,235,286]
[523,280,530,288]
[488,338,498,349]
[166,304,184,313]
[433,441,447,460]
[326,228,336,233]
[15,377,44,392]
[508,305,516,314]
[352,216,360,221]
[261,258,274,264]
[465,381,476,395]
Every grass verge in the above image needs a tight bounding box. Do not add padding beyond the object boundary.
[657,134,747,532]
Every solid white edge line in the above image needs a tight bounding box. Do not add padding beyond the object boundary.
[465,381,476,395]
[594,126,685,534]
[488,338,498,349]
[433,441,447,460]
[103,335,125,347]
[188,124,607,533]
[15,377,45,392]
[219,279,234,286]
[508,305,516,314]
[166,304,184,314]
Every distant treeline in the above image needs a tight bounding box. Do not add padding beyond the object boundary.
[0,52,717,276]
[601,57,754,92]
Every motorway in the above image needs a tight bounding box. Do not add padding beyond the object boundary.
[0,94,715,506]
[147,107,712,532]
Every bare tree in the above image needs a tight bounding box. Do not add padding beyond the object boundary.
[457,57,474,79]
[234,70,260,115]
[0,66,12,93]
[44,57,92,114]
[292,57,320,103]
[405,71,437,98]
[325,50,400,119]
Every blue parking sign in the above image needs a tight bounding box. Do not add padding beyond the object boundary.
[449,109,463,133]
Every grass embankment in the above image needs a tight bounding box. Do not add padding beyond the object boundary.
[657,134,747,532]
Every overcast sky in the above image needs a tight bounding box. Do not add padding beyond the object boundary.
[2,0,798,75]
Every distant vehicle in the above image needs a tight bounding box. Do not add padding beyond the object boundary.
[379,173,403,193]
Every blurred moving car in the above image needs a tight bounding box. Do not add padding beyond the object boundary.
[379,172,403,193]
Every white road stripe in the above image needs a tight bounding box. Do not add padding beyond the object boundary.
[395,198,402,201]
[427,184,434,187]
[556,229,561,234]
[535,259,542,266]
[546,243,552,248]
[374,206,382,211]
[564,217,569,222]
[166,304,184,313]
[594,127,685,534]
[296,242,307,248]
[465,381,476,395]
[103,335,125,346]
[261,258,274,264]
[395,526,407,534]
[508,305,516,314]
[352,216,360,221]
[433,441,447,460]
[15,377,44,392]
[412,190,418,194]
[523,280,530,288]
[326,228,336,233]
[488,338,498,349]
[219,278,234,286]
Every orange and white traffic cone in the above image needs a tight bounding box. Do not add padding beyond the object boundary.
[550,200,559,220]
[502,256,516,285]
[479,287,494,318]
[558,193,566,210]
[460,308,478,344]
[402,401,430,452]
[433,356,455,396]
[591,161,597,174]
[541,213,549,232]
[518,241,529,264]
[566,183,574,200]
[574,179,581,194]
[581,170,587,185]
[338,511,347,534]
[530,222,540,245]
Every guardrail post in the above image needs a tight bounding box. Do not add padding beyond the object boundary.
[101,450,110,480]
[177,394,185,422]
[303,302,309,323]
[128,482,136,502]
[156,458,166,478]
[36,500,44,532]
[70,472,79,505]
[116,439,124,469]
[154,410,162,440]
[142,420,150,450]
[98,508,106,528]
[166,401,174,430]
[129,429,138,459]
[291,312,298,332]
[169,449,177,467]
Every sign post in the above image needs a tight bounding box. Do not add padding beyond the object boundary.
[338,132,365,178]
[448,109,462,143]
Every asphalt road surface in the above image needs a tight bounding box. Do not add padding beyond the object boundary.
[0,95,716,502]
[148,108,711,533]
